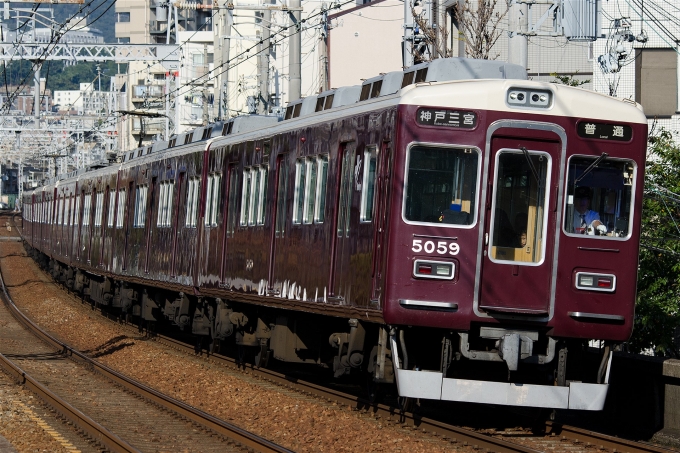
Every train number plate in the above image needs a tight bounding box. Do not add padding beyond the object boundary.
[412,239,460,255]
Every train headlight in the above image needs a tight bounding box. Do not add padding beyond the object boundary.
[413,260,455,280]
[575,272,616,292]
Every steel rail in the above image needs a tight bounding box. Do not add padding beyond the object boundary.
[545,421,676,453]
[0,352,139,453]
[0,245,292,453]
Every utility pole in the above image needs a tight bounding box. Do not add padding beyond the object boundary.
[508,0,528,69]
[403,0,414,67]
[256,3,272,115]
[289,0,302,102]
[202,43,209,125]
[318,5,329,93]
[214,0,233,120]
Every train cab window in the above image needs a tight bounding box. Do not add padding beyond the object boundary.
[133,185,148,228]
[564,156,635,239]
[185,177,200,228]
[204,174,221,227]
[360,148,377,222]
[107,189,116,228]
[116,189,126,228]
[489,150,551,264]
[157,181,175,227]
[404,145,479,227]
[94,191,104,227]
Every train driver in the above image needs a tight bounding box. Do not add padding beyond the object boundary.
[573,186,607,235]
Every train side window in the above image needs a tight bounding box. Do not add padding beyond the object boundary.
[94,191,104,227]
[226,167,239,236]
[240,168,252,226]
[303,158,317,224]
[116,189,126,228]
[338,149,356,237]
[83,193,92,227]
[248,167,261,226]
[205,174,221,227]
[314,155,328,223]
[564,156,635,239]
[58,197,64,225]
[185,177,200,228]
[292,159,306,224]
[134,185,148,228]
[157,181,174,227]
[275,158,289,236]
[360,148,377,222]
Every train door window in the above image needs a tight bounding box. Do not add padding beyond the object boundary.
[226,166,239,236]
[95,191,104,227]
[292,159,306,224]
[185,177,200,228]
[275,158,289,237]
[83,194,92,227]
[116,189,126,228]
[314,155,328,223]
[248,168,261,226]
[157,181,173,227]
[489,150,551,264]
[256,167,268,225]
[338,149,356,237]
[107,189,116,227]
[403,145,479,227]
[134,185,148,228]
[360,147,377,222]
[205,174,221,227]
[58,197,64,225]
[240,169,252,226]
[74,194,80,226]
[563,156,635,240]
[303,158,317,224]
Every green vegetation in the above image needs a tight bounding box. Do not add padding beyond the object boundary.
[632,129,680,356]
[549,72,591,87]
[0,60,120,93]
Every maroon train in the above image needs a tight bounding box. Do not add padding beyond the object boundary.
[21,58,648,410]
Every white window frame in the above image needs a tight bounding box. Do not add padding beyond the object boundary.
[205,173,221,227]
[83,194,91,227]
[185,177,200,228]
[303,159,316,225]
[256,167,267,225]
[74,195,80,226]
[134,185,148,228]
[240,169,251,226]
[292,159,306,224]
[314,155,328,224]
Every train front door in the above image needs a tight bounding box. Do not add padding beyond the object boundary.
[478,135,561,315]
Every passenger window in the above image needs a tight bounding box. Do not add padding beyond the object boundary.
[360,148,377,222]
[157,181,175,227]
[248,168,261,226]
[107,189,116,227]
[256,167,268,225]
[116,189,126,228]
[404,145,478,226]
[226,167,239,235]
[185,177,199,228]
[240,169,251,226]
[489,150,551,264]
[293,159,306,224]
[564,156,635,239]
[303,159,317,224]
[338,149,355,237]
[204,174,221,227]
[83,193,92,227]
[134,185,148,228]
[94,191,104,227]
[314,155,328,223]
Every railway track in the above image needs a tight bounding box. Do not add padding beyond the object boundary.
[5,212,678,453]
[0,232,291,453]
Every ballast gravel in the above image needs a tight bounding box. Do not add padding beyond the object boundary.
[0,241,465,453]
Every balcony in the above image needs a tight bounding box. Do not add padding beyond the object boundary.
[132,85,164,102]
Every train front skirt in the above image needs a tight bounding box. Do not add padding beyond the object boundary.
[390,336,612,410]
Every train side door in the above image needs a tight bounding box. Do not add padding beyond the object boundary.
[329,143,356,300]
[267,154,288,290]
[371,143,392,302]
[478,137,560,315]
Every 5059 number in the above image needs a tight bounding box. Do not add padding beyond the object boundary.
[412,239,460,255]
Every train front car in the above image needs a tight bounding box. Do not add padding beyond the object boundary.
[384,79,647,410]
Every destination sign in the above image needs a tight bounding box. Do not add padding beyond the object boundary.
[416,108,477,129]
[577,122,632,141]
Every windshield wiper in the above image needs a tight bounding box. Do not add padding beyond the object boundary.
[520,146,542,188]
[575,152,609,184]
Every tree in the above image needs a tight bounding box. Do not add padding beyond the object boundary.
[631,128,680,356]
[549,72,590,87]
[453,0,508,60]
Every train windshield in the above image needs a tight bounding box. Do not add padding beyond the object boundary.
[403,145,479,226]
[564,156,635,239]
